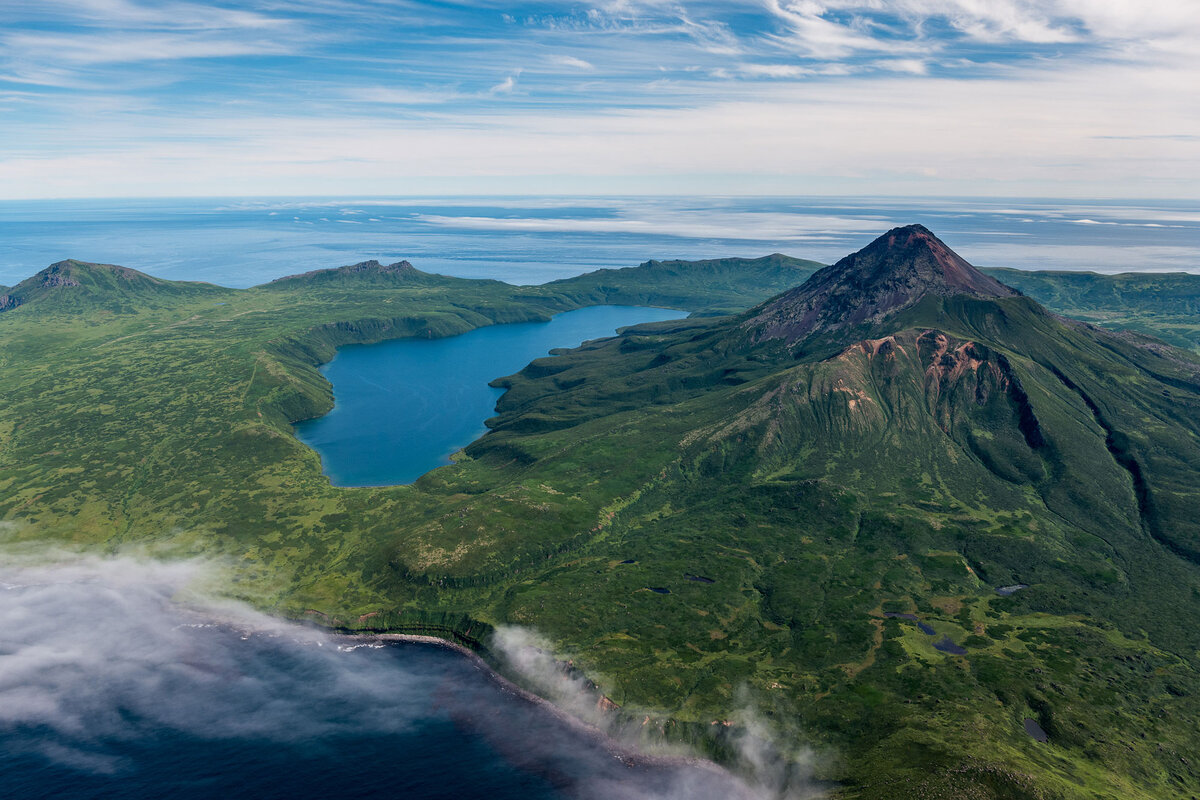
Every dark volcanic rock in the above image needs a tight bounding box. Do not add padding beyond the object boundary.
[37,260,146,287]
[343,259,416,275]
[37,263,83,288]
[746,224,1018,344]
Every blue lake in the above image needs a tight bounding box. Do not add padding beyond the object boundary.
[294,305,684,487]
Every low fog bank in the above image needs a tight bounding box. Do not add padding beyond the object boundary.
[0,555,435,775]
[493,626,827,800]
[0,554,823,799]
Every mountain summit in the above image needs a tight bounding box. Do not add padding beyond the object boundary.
[261,259,436,290]
[746,224,1018,344]
[0,259,225,313]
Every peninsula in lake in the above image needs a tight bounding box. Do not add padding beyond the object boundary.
[3,227,1200,799]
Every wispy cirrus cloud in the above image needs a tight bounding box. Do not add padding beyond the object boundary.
[547,54,595,70]
[0,0,285,30]
[343,86,459,105]
[758,0,1200,56]
[2,31,294,66]
[489,73,519,94]
[0,0,1196,197]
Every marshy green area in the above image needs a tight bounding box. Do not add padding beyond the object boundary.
[2,243,1199,799]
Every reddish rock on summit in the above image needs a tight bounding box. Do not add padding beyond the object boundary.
[746,224,1018,344]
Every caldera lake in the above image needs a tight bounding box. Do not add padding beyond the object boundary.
[295,305,684,486]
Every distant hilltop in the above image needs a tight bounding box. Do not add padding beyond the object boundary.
[5,249,1200,356]
[263,260,434,289]
[0,259,226,314]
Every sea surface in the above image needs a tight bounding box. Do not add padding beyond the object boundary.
[0,559,759,800]
[295,305,682,487]
[1,196,1198,289]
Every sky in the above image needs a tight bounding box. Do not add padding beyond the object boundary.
[0,0,1197,198]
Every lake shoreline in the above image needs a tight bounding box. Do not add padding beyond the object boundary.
[293,304,685,487]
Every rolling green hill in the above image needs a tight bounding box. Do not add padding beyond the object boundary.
[1,232,1199,799]
[985,266,1200,315]
[260,258,493,291]
[0,259,231,314]
[980,267,1200,352]
[542,253,824,316]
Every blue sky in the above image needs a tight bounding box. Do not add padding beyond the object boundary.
[1,0,1197,198]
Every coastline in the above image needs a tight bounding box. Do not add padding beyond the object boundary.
[334,631,745,783]
[1,561,760,798]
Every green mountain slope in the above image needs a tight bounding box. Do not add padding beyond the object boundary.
[547,252,1200,351]
[981,267,1200,352]
[543,253,824,315]
[259,259,492,291]
[1,234,1198,798]
[0,259,230,314]
[453,226,1200,798]
[986,266,1200,315]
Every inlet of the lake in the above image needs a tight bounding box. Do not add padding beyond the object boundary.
[294,305,684,487]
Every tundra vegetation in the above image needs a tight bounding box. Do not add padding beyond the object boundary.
[2,229,1199,799]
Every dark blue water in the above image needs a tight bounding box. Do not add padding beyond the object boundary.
[2,196,1197,289]
[294,305,682,487]
[0,560,754,800]
[1,648,561,800]
[933,636,967,655]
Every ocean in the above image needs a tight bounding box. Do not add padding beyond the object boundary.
[1,196,1197,289]
[0,559,769,800]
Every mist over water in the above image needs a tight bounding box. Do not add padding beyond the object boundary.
[0,557,812,799]
[1,196,1196,288]
[491,626,825,800]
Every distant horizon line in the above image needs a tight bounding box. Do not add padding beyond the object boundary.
[2,193,1198,203]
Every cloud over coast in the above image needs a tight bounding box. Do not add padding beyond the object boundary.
[0,554,821,798]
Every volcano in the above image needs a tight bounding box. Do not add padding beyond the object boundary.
[469,224,1200,798]
[746,224,1019,344]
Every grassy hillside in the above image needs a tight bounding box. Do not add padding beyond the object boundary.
[1,243,1199,799]
[0,254,813,597]
[0,259,231,314]
[542,253,824,315]
[980,267,1200,352]
[465,303,1200,798]
[452,229,1200,797]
